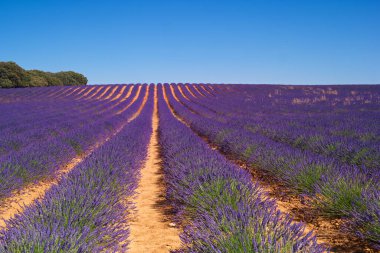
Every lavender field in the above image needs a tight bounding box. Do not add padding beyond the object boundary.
[0,84,379,252]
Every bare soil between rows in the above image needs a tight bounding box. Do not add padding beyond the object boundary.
[128,85,181,253]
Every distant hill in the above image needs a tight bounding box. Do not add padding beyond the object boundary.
[0,62,87,88]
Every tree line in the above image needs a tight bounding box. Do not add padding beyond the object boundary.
[0,62,88,88]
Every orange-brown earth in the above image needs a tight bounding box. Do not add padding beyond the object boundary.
[128,85,181,253]
[85,85,105,100]
[117,85,142,115]
[103,85,119,100]
[192,84,206,97]
[185,85,197,98]
[77,86,96,99]
[96,86,112,99]
[111,85,128,101]
[177,86,190,101]
[65,86,81,97]
[200,85,213,96]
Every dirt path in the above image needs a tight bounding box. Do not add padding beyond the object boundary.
[0,85,145,230]
[169,85,180,102]
[103,85,119,100]
[0,157,82,229]
[85,86,105,100]
[200,85,213,96]
[76,86,97,100]
[176,86,190,101]
[97,86,112,99]
[117,85,142,115]
[73,86,88,97]
[127,86,149,122]
[111,85,128,101]
[65,87,81,97]
[169,85,376,252]
[128,85,181,253]
[192,85,206,97]
[47,86,69,98]
[185,85,197,98]
[97,86,133,115]
[207,85,215,92]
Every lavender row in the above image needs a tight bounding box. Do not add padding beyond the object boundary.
[158,85,324,252]
[181,84,380,246]
[181,84,380,171]
[0,86,133,161]
[0,85,120,133]
[177,84,379,195]
[0,86,59,103]
[0,85,145,200]
[0,85,153,252]
[0,85,120,130]
[167,84,380,247]
[0,85,132,159]
[6,85,89,102]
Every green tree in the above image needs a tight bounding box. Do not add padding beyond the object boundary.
[0,62,29,88]
[55,71,88,85]
[0,61,87,88]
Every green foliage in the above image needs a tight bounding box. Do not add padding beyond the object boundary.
[0,61,29,87]
[243,145,256,160]
[68,139,83,155]
[292,164,328,193]
[0,61,87,88]
[314,176,370,217]
[28,70,63,86]
[55,71,88,86]
[29,74,49,87]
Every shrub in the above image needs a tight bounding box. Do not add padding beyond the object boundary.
[0,61,87,88]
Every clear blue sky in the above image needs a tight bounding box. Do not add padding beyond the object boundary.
[1,0,379,84]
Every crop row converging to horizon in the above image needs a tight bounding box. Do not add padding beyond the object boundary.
[0,83,379,252]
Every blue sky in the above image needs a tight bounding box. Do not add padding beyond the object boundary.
[1,0,379,84]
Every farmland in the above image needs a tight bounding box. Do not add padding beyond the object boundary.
[0,84,379,252]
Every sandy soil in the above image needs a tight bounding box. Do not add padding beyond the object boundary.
[169,85,180,103]
[97,87,133,115]
[185,85,197,98]
[127,86,149,122]
[96,86,112,99]
[0,86,145,230]
[163,86,187,125]
[207,85,215,92]
[103,85,119,100]
[111,85,127,101]
[119,86,134,102]
[176,86,190,101]
[46,87,68,98]
[192,85,206,97]
[64,87,81,97]
[128,85,181,253]
[200,85,212,96]
[0,156,81,229]
[85,86,105,100]
[77,86,97,100]
[72,87,87,97]
[117,85,142,115]
[56,87,77,97]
